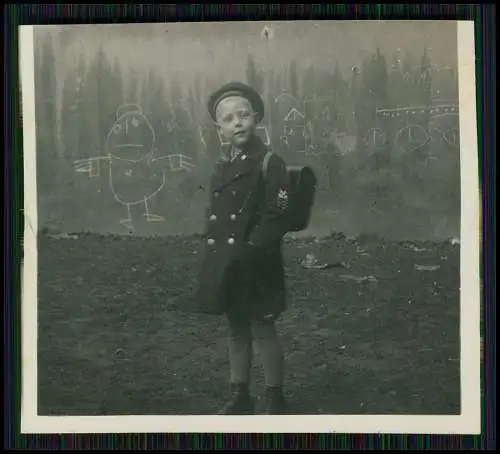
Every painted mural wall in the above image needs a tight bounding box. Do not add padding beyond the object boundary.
[33,21,461,240]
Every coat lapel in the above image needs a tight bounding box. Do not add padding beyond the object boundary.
[212,136,266,192]
[210,145,231,191]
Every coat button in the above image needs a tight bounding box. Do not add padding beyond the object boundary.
[209,214,217,221]
[207,238,215,245]
[230,214,236,220]
[214,191,220,198]
[228,238,235,245]
[232,190,236,196]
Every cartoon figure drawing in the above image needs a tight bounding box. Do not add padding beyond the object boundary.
[74,104,195,231]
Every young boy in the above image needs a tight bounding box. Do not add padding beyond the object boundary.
[194,81,291,415]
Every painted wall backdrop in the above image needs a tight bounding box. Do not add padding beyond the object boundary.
[33,21,460,240]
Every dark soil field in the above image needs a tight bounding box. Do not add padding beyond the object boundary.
[37,232,461,416]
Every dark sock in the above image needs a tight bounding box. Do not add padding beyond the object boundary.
[252,321,284,388]
[266,385,284,399]
[231,382,250,395]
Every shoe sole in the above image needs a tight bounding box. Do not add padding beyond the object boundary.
[219,404,255,416]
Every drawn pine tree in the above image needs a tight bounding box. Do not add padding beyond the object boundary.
[403,51,412,76]
[34,34,58,192]
[388,51,406,108]
[141,70,167,145]
[192,75,203,109]
[418,47,432,106]
[417,47,433,156]
[126,69,140,105]
[267,69,285,154]
[288,59,299,101]
[245,54,264,95]
[61,60,85,160]
[87,49,124,146]
[168,76,190,154]
[352,54,374,154]
[109,60,125,117]
[373,49,388,109]
[330,63,345,131]
[301,64,315,101]
[59,53,87,224]
[78,49,123,195]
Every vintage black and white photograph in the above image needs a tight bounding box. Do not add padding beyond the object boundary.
[20,20,480,434]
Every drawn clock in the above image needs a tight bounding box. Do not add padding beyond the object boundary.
[394,124,430,154]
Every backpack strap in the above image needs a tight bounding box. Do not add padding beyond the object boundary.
[261,150,273,181]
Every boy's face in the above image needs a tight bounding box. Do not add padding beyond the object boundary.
[215,96,257,148]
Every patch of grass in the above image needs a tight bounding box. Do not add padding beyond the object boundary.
[37,233,460,415]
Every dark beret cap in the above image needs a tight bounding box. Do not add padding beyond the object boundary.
[207,81,265,123]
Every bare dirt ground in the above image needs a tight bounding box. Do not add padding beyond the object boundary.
[37,232,460,415]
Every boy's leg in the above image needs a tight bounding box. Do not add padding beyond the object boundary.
[251,319,286,414]
[219,312,254,415]
[227,314,253,385]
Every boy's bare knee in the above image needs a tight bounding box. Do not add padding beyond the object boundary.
[251,319,278,341]
[227,315,253,343]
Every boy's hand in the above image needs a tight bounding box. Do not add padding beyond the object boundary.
[235,241,259,263]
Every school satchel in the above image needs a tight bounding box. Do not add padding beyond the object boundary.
[262,151,317,232]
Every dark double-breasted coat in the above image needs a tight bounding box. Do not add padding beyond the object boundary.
[194,135,291,320]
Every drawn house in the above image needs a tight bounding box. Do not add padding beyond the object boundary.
[304,105,338,152]
[284,107,304,123]
[334,133,357,155]
[274,91,300,110]
[310,105,332,132]
[282,107,307,153]
[318,106,332,122]
[273,91,300,128]
[362,127,386,149]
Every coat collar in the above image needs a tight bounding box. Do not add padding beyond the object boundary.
[212,135,267,192]
[222,134,266,161]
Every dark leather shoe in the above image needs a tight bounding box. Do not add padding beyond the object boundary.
[219,384,254,415]
[263,386,286,415]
